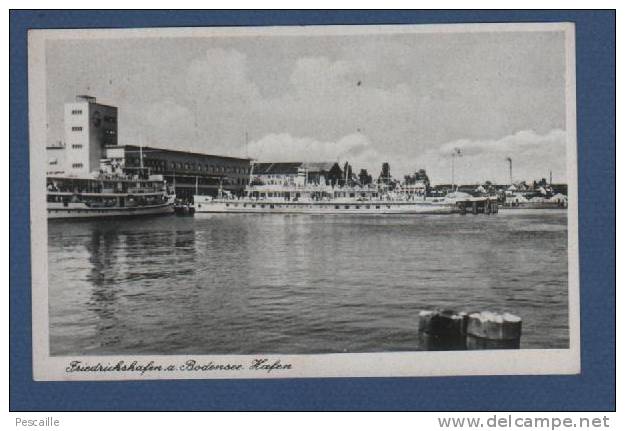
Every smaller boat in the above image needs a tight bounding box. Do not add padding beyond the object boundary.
[174,202,196,216]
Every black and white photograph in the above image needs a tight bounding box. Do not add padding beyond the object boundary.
[28,22,580,380]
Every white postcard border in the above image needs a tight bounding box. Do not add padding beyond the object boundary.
[28,22,580,381]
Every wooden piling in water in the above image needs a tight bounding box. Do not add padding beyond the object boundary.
[416,309,467,337]
[466,311,522,341]
[417,309,522,350]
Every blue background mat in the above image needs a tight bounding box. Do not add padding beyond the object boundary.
[9,10,615,411]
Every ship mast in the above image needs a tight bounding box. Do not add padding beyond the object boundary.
[451,148,461,192]
[139,144,144,171]
[248,161,255,187]
[246,131,255,187]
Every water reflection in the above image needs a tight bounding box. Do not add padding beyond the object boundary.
[85,228,122,349]
[48,211,569,355]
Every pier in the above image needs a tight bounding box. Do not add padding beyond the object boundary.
[455,197,499,215]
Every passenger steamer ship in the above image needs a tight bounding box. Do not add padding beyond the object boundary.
[194,184,496,215]
[47,174,175,219]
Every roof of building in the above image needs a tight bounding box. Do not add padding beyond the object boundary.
[118,145,251,163]
[302,162,336,172]
[75,95,97,103]
[254,162,301,175]
[254,161,335,175]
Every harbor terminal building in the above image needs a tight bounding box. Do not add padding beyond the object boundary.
[108,145,251,199]
[46,95,252,199]
[46,95,119,176]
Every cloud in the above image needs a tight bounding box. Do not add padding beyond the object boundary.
[289,57,356,98]
[121,100,197,149]
[247,129,569,185]
[250,55,420,149]
[438,129,566,157]
[421,129,568,184]
[185,48,260,103]
[248,132,383,171]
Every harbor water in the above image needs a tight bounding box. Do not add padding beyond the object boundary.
[48,210,569,355]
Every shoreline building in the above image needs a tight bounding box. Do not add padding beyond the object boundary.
[46,95,251,199]
[252,162,334,186]
[46,95,118,176]
[105,145,251,199]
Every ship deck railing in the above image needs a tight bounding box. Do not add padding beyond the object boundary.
[47,190,166,197]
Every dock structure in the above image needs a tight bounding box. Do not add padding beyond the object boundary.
[454,197,499,215]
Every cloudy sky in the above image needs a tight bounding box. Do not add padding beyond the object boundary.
[45,27,569,184]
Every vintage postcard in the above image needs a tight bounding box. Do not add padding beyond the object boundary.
[28,22,580,381]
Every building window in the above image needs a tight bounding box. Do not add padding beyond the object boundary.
[71,109,82,115]
[71,126,83,132]
[71,144,83,149]
[72,163,83,169]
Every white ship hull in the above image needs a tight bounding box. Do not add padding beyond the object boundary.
[48,200,175,220]
[47,174,176,220]
[194,197,458,215]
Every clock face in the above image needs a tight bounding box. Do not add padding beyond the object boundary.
[92,111,102,128]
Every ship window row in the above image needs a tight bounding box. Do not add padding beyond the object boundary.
[71,144,83,149]
[72,163,83,169]
[332,205,388,209]
[71,109,83,115]
[223,203,393,210]
[71,126,83,132]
